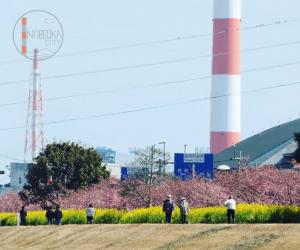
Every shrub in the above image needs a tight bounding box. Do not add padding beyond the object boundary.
[188,207,226,223]
[94,209,123,224]
[0,213,16,226]
[61,210,86,225]
[120,207,164,224]
[27,211,48,225]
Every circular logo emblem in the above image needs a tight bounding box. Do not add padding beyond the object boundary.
[13,10,64,60]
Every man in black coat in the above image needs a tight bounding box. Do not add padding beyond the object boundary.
[19,206,27,226]
[45,207,54,225]
[54,205,63,225]
[163,194,175,223]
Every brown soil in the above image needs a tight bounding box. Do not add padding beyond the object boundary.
[0,224,299,250]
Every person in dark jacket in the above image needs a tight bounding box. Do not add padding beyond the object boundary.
[162,194,175,223]
[20,206,27,226]
[54,205,63,225]
[45,207,54,225]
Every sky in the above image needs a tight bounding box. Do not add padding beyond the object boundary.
[0,0,300,184]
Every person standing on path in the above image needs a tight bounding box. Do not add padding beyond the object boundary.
[224,196,236,224]
[19,206,27,226]
[178,197,190,224]
[45,207,54,225]
[54,205,63,225]
[163,194,175,224]
[86,204,95,224]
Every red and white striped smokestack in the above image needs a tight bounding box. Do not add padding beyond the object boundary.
[210,0,241,154]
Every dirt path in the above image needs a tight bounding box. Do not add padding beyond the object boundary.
[0,224,299,250]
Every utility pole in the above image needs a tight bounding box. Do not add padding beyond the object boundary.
[152,142,166,176]
[192,163,196,180]
[184,144,187,153]
[150,145,154,186]
[162,142,166,174]
[231,149,243,172]
[234,145,236,169]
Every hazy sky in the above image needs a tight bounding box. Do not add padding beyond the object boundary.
[1,0,300,183]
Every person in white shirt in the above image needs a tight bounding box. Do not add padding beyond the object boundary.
[224,196,236,223]
[86,204,95,224]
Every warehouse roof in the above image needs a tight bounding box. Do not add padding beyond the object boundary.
[214,118,300,168]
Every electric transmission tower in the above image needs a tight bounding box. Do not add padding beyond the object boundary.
[24,49,45,162]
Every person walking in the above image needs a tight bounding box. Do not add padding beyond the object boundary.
[224,196,236,224]
[179,197,190,224]
[54,205,63,225]
[45,207,54,225]
[19,206,27,226]
[86,204,95,224]
[163,194,175,224]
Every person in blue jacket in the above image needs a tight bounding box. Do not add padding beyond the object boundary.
[54,205,63,225]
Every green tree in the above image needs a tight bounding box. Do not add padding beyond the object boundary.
[19,142,110,208]
[294,132,300,162]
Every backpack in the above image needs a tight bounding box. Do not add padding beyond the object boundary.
[179,202,188,214]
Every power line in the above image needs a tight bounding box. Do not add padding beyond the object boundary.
[1,39,300,87]
[50,18,300,59]
[1,59,300,109]
[0,153,23,162]
[243,60,300,73]
[1,55,208,85]
[0,79,299,132]
[0,17,299,66]
[0,76,209,108]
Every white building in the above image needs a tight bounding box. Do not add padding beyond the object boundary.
[10,163,28,192]
[105,152,135,179]
[0,162,29,195]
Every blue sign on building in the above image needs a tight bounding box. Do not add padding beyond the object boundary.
[121,167,148,181]
[174,153,214,180]
[121,167,128,181]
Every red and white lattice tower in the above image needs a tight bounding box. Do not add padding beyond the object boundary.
[24,49,45,162]
[210,0,241,154]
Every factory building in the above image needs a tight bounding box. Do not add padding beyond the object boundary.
[0,163,29,195]
[215,118,300,169]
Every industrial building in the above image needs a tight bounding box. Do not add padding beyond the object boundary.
[96,147,134,179]
[0,163,29,195]
[214,118,300,169]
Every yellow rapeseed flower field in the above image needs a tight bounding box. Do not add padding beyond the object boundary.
[0,204,299,226]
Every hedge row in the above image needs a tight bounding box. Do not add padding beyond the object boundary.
[1,204,300,226]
